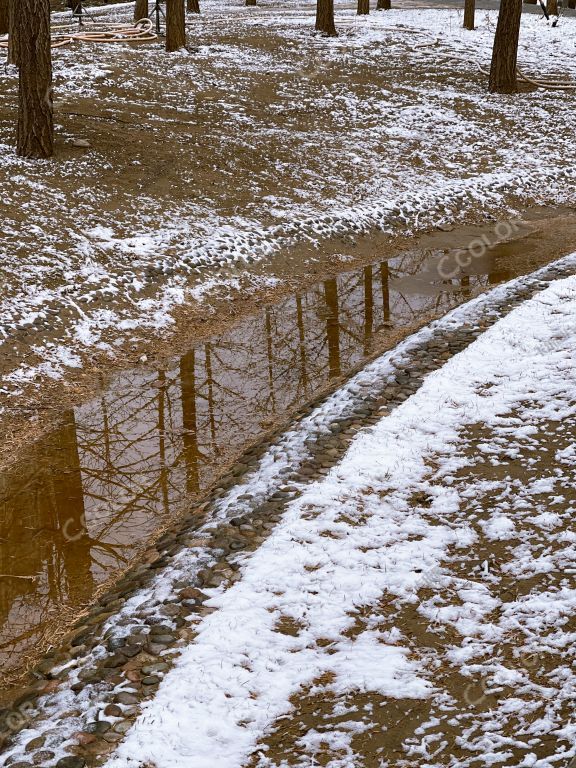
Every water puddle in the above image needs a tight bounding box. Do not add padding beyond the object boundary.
[0,241,518,675]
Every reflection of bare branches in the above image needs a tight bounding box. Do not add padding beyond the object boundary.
[0,256,497,672]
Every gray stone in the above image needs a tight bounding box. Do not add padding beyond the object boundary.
[142,675,160,686]
[141,663,168,675]
[114,692,139,706]
[56,758,86,768]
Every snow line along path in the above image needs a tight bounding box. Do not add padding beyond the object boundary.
[102,280,576,766]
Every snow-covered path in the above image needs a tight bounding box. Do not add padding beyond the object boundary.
[100,273,576,767]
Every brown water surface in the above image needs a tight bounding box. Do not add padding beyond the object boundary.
[0,240,523,675]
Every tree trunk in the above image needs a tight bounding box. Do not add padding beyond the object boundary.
[0,0,8,36]
[165,0,186,51]
[569,0,575,8]
[315,0,337,35]
[547,0,558,14]
[187,0,200,12]
[357,0,369,14]
[16,0,53,158]
[8,0,19,66]
[134,0,148,21]
[523,0,537,4]
[488,0,522,94]
[245,0,256,6]
[376,0,391,8]
[463,0,475,29]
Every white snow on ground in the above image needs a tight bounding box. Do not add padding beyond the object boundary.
[103,275,576,767]
[1,1,576,397]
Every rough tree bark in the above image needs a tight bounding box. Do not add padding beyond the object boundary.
[165,0,186,51]
[8,0,20,66]
[357,0,369,14]
[187,0,200,13]
[547,0,558,14]
[245,0,256,6]
[0,0,8,35]
[316,0,337,35]
[134,0,149,21]
[376,0,391,8]
[463,0,475,29]
[569,0,575,8]
[16,0,53,157]
[488,0,522,93]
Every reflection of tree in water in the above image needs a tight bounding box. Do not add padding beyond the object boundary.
[0,255,503,673]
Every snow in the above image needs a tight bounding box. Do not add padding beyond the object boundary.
[101,274,576,767]
[1,0,576,403]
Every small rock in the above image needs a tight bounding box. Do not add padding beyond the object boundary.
[73,731,97,746]
[141,663,168,675]
[25,735,45,752]
[72,138,91,148]
[141,675,160,686]
[114,692,139,706]
[103,704,122,718]
[56,758,86,768]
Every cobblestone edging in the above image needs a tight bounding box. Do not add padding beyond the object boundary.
[2,254,576,768]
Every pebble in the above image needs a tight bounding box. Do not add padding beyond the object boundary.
[25,736,45,752]
[72,138,91,148]
[103,704,123,718]
[56,758,86,768]
[33,751,56,765]
[142,675,160,686]
[114,692,139,706]
[141,663,168,675]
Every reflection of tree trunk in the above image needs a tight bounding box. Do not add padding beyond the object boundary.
[296,295,308,392]
[157,371,170,515]
[380,261,391,323]
[205,343,217,450]
[180,351,200,495]
[324,279,341,378]
[265,309,276,414]
[363,266,373,355]
[50,412,93,604]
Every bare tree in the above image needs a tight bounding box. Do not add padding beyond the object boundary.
[316,0,337,35]
[166,0,186,51]
[16,0,54,158]
[187,0,200,12]
[134,0,149,21]
[489,0,522,93]
[376,0,391,7]
[357,0,369,14]
[0,0,8,35]
[8,0,20,66]
[463,0,475,29]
